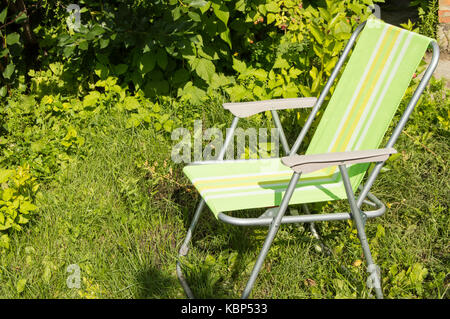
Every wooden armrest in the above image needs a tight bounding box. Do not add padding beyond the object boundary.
[281,148,397,174]
[223,97,317,118]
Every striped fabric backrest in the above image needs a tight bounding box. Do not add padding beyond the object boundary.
[305,18,433,188]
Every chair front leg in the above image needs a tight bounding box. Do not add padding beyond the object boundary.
[176,199,206,299]
[241,172,301,299]
[339,165,383,299]
[177,116,239,298]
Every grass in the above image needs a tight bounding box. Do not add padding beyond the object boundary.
[0,91,448,299]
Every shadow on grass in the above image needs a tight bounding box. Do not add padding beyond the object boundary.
[135,267,180,299]
[174,189,370,298]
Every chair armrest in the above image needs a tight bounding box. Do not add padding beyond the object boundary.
[281,148,397,174]
[223,97,317,118]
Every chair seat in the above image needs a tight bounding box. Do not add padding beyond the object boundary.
[183,158,368,217]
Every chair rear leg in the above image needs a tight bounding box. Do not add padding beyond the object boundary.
[176,199,206,298]
[241,173,301,299]
[339,165,383,299]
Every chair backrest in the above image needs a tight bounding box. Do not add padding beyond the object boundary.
[305,18,433,188]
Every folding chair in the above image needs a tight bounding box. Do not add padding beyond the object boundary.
[177,18,440,299]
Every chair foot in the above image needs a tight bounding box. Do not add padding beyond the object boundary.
[339,165,384,299]
[367,264,383,299]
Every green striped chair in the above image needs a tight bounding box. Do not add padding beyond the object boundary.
[177,18,440,299]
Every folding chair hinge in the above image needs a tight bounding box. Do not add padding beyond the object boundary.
[349,209,367,226]
[360,211,367,226]
[259,207,279,219]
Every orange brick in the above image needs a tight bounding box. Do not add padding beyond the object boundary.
[440,16,450,23]
[440,0,450,24]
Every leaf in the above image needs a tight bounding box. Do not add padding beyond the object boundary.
[173,68,190,84]
[308,25,324,44]
[324,56,338,74]
[220,29,232,48]
[195,58,215,83]
[20,201,38,213]
[273,57,290,69]
[0,169,15,183]
[94,63,109,79]
[187,0,208,8]
[334,21,351,35]
[2,188,14,201]
[49,63,63,75]
[188,11,201,22]
[6,32,20,45]
[79,40,88,50]
[31,141,45,153]
[114,64,128,75]
[210,73,233,89]
[0,86,6,97]
[211,2,229,25]
[83,91,101,108]
[177,81,206,104]
[88,24,105,38]
[232,58,247,74]
[124,96,140,111]
[17,215,29,224]
[318,7,331,21]
[235,0,246,12]
[2,62,15,79]
[163,119,174,133]
[265,2,279,13]
[0,7,7,24]
[14,11,28,23]
[99,38,109,49]
[156,48,168,70]
[16,279,27,294]
[140,52,156,74]
[171,6,182,20]
[126,117,141,128]
[310,66,318,80]
[63,45,75,58]
[252,69,267,81]
[0,234,10,249]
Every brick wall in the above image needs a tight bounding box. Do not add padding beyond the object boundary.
[440,0,450,23]
[438,0,450,52]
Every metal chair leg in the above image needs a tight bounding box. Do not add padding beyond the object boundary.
[339,165,383,299]
[241,173,301,299]
[176,199,206,299]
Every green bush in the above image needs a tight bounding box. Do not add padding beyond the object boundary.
[1,0,383,99]
[0,164,39,251]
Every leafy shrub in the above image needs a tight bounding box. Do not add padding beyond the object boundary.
[417,0,439,39]
[1,0,384,99]
[225,0,382,147]
[0,164,39,250]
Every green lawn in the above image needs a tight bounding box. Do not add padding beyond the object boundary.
[0,0,448,300]
[0,86,448,299]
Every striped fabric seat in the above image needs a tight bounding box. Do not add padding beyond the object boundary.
[183,19,433,218]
